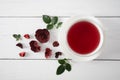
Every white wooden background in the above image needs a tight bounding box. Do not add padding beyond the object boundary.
[0,0,120,80]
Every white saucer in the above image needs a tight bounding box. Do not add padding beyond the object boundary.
[58,16,104,61]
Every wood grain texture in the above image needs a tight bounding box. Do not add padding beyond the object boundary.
[0,0,120,80]
[0,17,120,60]
[0,0,119,16]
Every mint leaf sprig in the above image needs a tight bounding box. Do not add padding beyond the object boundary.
[56,58,72,75]
[42,15,63,30]
[13,34,21,41]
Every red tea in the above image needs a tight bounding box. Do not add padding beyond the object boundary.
[67,21,100,55]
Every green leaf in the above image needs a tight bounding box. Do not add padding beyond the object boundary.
[65,63,71,72]
[51,16,58,25]
[47,24,54,30]
[13,34,18,38]
[13,34,21,41]
[64,58,67,61]
[42,15,51,24]
[56,65,65,75]
[56,22,63,29]
[58,59,65,64]
[18,34,21,38]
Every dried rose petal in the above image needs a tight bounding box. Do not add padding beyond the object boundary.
[29,40,41,52]
[16,43,23,48]
[19,52,26,57]
[45,48,52,58]
[35,29,50,43]
[55,52,62,58]
[24,34,30,39]
[30,40,39,47]
[53,41,59,47]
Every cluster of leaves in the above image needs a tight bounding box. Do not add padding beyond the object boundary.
[42,15,63,30]
[13,34,21,41]
[56,58,72,75]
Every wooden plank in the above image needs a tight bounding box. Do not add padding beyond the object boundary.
[0,60,120,80]
[0,0,119,16]
[0,17,120,60]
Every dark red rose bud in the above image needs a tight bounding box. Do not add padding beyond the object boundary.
[55,52,62,58]
[35,29,50,43]
[24,34,30,39]
[45,48,52,58]
[19,52,26,57]
[53,41,59,47]
[29,40,41,52]
[16,43,23,48]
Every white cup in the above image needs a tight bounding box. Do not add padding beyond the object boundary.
[58,16,104,61]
